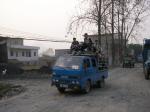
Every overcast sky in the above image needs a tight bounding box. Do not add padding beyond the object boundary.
[0,0,78,52]
[0,0,149,53]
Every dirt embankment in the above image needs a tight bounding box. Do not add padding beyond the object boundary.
[0,83,25,100]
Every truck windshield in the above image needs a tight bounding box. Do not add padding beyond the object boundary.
[55,56,82,69]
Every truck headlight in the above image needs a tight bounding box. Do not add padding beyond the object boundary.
[53,72,56,75]
[76,81,79,84]
[52,79,56,82]
[72,81,75,84]
[72,81,79,84]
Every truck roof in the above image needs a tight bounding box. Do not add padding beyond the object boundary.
[62,53,96,58]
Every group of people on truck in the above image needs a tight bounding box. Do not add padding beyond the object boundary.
[70,33,96,53]
[70,33,108,68]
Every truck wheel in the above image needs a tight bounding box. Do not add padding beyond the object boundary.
[145,74,150,80]
[83,81,91,93]
[97,78,105,88]
[133,64,135,68]
[144,69,150,80]
[99,78,105,88]
[145,73,150,80]
[130,64,132,68]
[57,87,65,93]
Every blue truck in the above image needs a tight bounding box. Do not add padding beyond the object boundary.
[51,54,108,93]
[143,39,150,80]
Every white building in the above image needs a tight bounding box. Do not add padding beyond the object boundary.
[0,36,39,65]
[55,49,70,58]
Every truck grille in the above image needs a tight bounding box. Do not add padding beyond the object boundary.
[59,80,71,84]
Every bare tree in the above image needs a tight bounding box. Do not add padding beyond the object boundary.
[68,0,150,65]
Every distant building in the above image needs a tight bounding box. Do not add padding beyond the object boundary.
[55,49,70,58]
[88,33,126,65]
[0,36,39,65]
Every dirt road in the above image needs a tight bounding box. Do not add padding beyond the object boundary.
[0,65,150,112]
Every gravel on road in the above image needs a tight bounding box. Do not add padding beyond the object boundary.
[0,65,150,112]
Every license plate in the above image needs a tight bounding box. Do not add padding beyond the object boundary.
[60,84,68,88]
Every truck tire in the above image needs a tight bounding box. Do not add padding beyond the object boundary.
[144,68,150,80]
[133,64,135,68]
[145,73,150,80]
[100,78,105,88]
[130,63,132,68]
[97,78,105,88]
[83,80,91,93]
[57,87,65,93]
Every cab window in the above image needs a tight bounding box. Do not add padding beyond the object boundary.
[86,59,90,67]
[91,59,96,67]
[83,59,91,68]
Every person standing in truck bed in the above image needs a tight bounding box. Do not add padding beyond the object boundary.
[70,37,79,53]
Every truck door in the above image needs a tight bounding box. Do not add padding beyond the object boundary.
[83,58,92,76]
[90,58,98,83]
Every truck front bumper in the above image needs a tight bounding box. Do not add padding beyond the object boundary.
[52,81,81,90]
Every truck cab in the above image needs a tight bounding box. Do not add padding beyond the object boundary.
[51,54,108,93]
[122,56,135,68]
[143,39,150,80]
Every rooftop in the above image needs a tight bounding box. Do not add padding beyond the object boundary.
[8,45,39,50]
[0,36,23,40]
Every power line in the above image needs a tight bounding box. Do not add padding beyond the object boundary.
[23,38,72,43]
[0,26,72,43]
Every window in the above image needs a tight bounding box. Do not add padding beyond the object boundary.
[10,51,13,56]
[86,59,90,67]
[22,52,24,56]
[26,51,28,57]
[29,52,31,57]
[34,52,36,56]
[83,59,90,68]
[91,59,96,67]
[55,56,82,69]
[26,51,31,57]
[16,52,18,57]
[148,50,150,59]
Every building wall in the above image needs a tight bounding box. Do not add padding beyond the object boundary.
[7,48,39,62]
[55,49,70,58]
[0,43,7,63]
[0,37,39,66]
[89,34,121,65]
[7,38,23,46]
[0,38,8,63]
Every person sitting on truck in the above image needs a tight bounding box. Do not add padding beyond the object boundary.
[88,38,93,51]
[70,38,79,52]
[80,33,90,52]
[91,40,98,53]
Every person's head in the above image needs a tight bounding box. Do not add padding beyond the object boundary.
[73,38,76,41]
[84,33,88,38]
[88,38,92,43]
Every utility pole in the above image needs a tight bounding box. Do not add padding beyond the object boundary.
[103,0,108,59]
[118,0,121,63]
[98,0,102,49]
[112,0,115,65]
[121,0,125,61]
